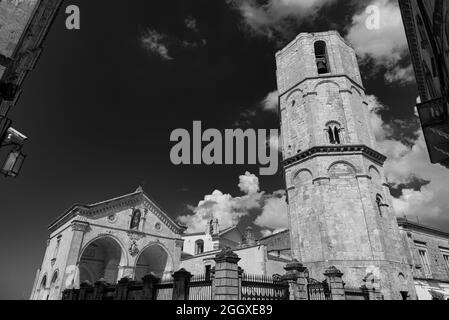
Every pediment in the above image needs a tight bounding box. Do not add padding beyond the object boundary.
[49,189,187,234]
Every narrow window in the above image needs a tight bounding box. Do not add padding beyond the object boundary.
[376,194,383,217]
[195,239,204,255]
[334,127,341,144]
[314,41,330,74]
[443,254,449,270]
[53,236,62,260]
[205,265,211,281]
[328,127,335,144]
[417,247,432,277]
[440,248,449,271]
[326,122,342,145]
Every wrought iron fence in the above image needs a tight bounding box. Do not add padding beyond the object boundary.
[154,278,174,300]
[188,274,212,300]
[241,273,289,300]
[307,278,331,300]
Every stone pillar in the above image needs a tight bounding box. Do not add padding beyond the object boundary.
[172,269,192,300]
[324,266,346,300]
[213,248,241,300]
[78,282,91,300]
[115,277,131,300]
[62,221,89,290]
[142,274,159,300]
[281,259,309,300]
[362,273,383,300]
[93,279,106,300]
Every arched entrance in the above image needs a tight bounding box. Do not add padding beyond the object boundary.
[79,237,124,285]
[134,244,172,281]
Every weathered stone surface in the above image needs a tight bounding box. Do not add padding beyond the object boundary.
[276,31,417,300]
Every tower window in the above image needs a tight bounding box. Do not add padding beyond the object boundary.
[326,122,342,145]
[314,41,330,74]
[195,239,204,255]
[376,194,383,217]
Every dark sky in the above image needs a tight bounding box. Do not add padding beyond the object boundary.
[0,0,422,299]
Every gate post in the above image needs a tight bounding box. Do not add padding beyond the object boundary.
[78,281,90,300]
[115,277,131,300]
[324,266,346,300]
[142,274,160,300]
[93,279,106,300]
[213,248,241,300]
[362,273,383,300]
[282,259,308,300]
[172,269,192,300]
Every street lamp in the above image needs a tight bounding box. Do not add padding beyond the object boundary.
[0,125,28,178]
[1,150,26,177]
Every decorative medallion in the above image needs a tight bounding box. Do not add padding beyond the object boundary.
[129,241,139,257]
[155,222,162,232]
[107,214,117,223]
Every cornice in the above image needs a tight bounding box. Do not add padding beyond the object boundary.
[282,145,387,169]
[48,190,187,234]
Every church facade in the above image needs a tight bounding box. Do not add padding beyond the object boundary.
[30,187,186,300]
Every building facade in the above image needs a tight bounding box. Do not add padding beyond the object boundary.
[30,187,186,300]
[0,0,63,177]
[399,0,449,168]
[0,0,63,114]
[398,218,449,300]
[275,31,417,300]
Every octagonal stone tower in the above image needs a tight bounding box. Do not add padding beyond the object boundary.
[276,31,416,300]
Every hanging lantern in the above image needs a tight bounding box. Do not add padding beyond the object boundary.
[1,150,26,177]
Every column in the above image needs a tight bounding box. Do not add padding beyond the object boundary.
[324,266,346,300]
[213,248,241,300]
[281,259,309,300]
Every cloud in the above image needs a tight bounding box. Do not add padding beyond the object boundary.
[141,29,173,60]
[254,190,288,233]
[238,171,260,194]
[345,0,413,84]
[178,171,289,235]
[185,16,199,33]
[368,95,449,228]
[229,0,336,40]
[141,16,206,60]
[178,172,263,233]
[262,90,279,112]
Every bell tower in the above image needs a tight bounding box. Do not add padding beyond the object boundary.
[276,31,416,300]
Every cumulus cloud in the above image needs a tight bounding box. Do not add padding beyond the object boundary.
[254,190,289,235]
[178,172,263,233]
[345,0,413,84]
[229,0,336,40]
[238,171,260,194]
[368,96,449,228]
[178,171,289,235]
